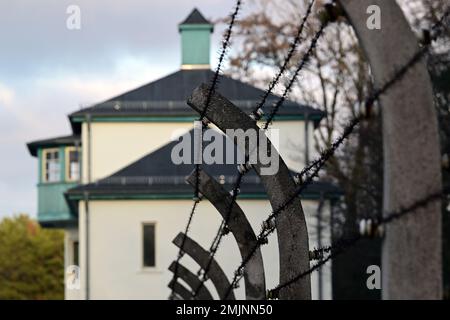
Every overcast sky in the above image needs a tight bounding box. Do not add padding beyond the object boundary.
[0,0,251,219]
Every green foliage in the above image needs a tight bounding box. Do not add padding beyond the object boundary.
[0,215,64,299]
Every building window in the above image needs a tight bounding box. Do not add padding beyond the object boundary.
[73,241,79,266]
[143,224,156,267]
[66,147,80,181]
[43,149,60,182]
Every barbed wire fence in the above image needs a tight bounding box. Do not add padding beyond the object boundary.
[188,0,325,299]
[223,7,450,298]
[169,0,449,300]
[169,0,242,300]
[268,186,449,298]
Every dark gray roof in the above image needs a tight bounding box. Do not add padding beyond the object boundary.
[180,8,211,25]
[68,69,325,133]
[27,135,80,157]
[66,130,341,200]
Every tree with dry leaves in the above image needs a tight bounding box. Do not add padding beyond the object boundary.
[223,0,449,299]
[0,215,64,299]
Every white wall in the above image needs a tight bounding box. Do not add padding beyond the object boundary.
[81,122,193,182]
[81,120,317,183]
[269,120,317,173]
[64,228,81,300]
[76,198,332,300]
[74,118,324,300]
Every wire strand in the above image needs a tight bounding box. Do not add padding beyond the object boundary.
[252,0,316,115]
[191,4,330,299]
[223,13,448,297]
[269,188,447,296]
[169,0,242,298]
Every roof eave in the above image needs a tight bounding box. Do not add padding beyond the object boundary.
[26,135,81,157]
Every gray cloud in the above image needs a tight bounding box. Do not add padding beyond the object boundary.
[0,0,232,79]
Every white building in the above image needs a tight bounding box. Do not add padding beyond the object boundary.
[27,8,339,300]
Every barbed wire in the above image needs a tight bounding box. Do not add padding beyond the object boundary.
[192,173,244,297]
[300,9,450,183]
[268,187,448,298]
[251,0,316,116]
[190,2,331,299]
[222,10,449,298]
[298,5,450,181]
[223,117,358,299]
[260,0,349,132]
[169,0,242,299]
[263,22,328,129]
[202,0,243,120]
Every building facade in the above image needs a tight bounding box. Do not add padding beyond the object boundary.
[27,9,339,300]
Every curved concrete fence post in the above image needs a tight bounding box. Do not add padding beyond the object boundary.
[168,261,213,300]
[188,85,311,299]
[172,232,236,300]
[187,169,266,300]
[339,0,442,299]
[168,280,195,300]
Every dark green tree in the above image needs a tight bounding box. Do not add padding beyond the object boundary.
[0,215,64,299]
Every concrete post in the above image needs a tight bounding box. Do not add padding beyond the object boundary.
[339,0,442,299]
[188,85,311,299]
